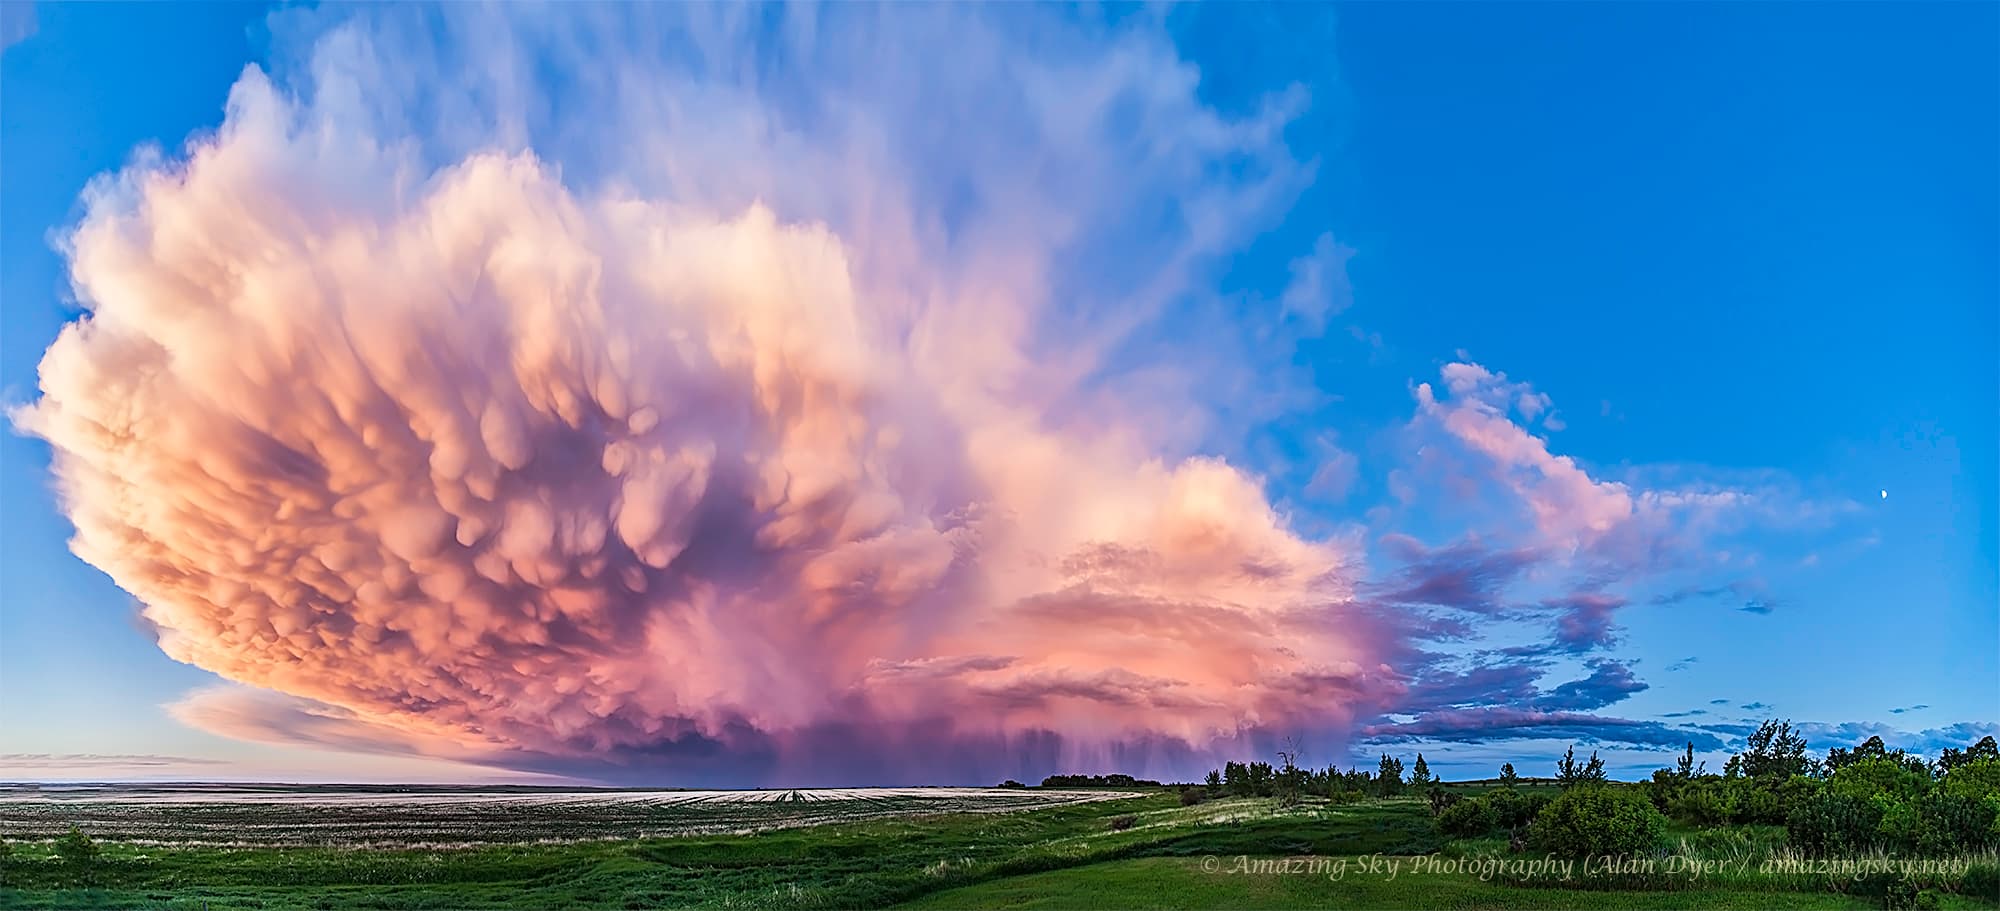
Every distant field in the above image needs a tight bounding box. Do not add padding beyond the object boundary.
[0,784,1133,846]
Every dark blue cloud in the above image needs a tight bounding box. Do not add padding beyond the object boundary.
[1374,534,1541,614]
[1535,660,1648,711]
[1547,593,1625,652]
[1652,581,1779,616]
[1360,708,1725,751]
[1402,662,1544,712]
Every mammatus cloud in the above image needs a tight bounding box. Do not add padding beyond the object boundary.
[16,6,1405,785]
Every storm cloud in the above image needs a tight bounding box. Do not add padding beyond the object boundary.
[16,6,1402,784]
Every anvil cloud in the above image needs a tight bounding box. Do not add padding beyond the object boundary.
[17,6,1400,784]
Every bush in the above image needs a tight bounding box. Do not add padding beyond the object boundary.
[1437,796,1499,838]
[1942,758,2000,801]
[1668,782,1730,826]
[1831,756,1930,803]
[1737,789,1778,824]
[54,828,100,885]
[1108,814,1137,831]
[1784,776,1999,857]
[1962,862,1999,901]
[1786,788,1886,856]
[1526,786,1667,858]
[1487,787,1551,831]
[1912,790,1999,855]
[1178,786,1206,807]
[55,828,98,864]
[1870,873,1940,910]
[1719,775,1816,826]
[1878,796,1923,850]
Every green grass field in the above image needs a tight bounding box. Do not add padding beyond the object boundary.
[2,789,1994,909]
[899,856,1886,910]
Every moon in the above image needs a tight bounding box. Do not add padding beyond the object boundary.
[1880,489,1888,499]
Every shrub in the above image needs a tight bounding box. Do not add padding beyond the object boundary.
[1487,787,1551,830]
[1667,781,1730,826]
[54,828,100,885]
[1870,873,1940,910]
[1178,786,1206,807]
[1912,790,1999,855]
[1962,861,1999,900]
[1736,788,1780,825]
[1108,814,1137,831]
[1786,788,1885,855]
[1326,788,1367,805]
[1729,780,1792,825]
[1878,796,1923,849]
[1526,786,1667,858]
[1942,758,2000,801]
[1437,796,1499,838]
[55,828,98,864]
[1831,756,1930,803]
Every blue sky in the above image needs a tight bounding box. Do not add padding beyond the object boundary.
[1,3,1992,785]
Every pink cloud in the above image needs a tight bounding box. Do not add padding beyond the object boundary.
[14,9,1397,785]
[1416,363,1636,548]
